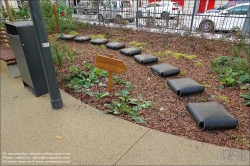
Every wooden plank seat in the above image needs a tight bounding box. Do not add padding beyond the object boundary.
[1,46,17,65]
[0,27,20,78]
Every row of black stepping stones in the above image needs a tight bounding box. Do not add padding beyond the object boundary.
[117,45,237,130]
[117,46,204,97]
[71,36,237,131]
[86,39,204,97]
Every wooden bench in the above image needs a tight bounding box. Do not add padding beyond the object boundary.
[0,27,20,78]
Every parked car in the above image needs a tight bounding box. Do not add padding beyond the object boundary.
[194,3,250,32]
[206,0,250,13]
[98,0,135,23]
[138,1,182,19]
[73,1,98,15]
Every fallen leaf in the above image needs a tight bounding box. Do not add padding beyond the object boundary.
[56,136,63,140]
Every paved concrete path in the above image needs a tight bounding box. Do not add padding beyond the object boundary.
[1,61,249,165]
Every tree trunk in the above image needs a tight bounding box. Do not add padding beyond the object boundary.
[4,0,14,22]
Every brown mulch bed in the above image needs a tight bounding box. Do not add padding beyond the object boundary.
[53,26,250,150]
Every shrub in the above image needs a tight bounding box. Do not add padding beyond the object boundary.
[211,56,249,74]
[41,0,56,33]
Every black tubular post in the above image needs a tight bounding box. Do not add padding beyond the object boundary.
[136,0,138,28]
[97,0,99,23]
[242,6,250,37]
[28,0,63,110]
[190,0,198,32]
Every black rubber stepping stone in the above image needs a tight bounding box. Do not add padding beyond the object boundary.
[58,34,76,40]
[91,38,108,45]
[167,78,204,96]
[120,47,141,56]
[186,102,238,130]
[106,42,125,50]
[134,54,158,64]
[74,36,91,42]
[150,63,180,77]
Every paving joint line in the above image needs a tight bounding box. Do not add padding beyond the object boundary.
[113,128,150,166]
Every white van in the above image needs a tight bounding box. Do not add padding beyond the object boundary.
[98,0,135,23]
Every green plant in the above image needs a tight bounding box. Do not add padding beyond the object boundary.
[172,52,196,60]
[179,70,187,76]
[95,92,109,100]
[125,82,134,90]
[218,68,242,89]
[18,2,30,20]
[41,0,88,33]
[67,64,106,91]
[115,90,132,102]
[232,40,246,57]
[129,41,146,49]
[100,44,106,49]
[69,30,79,36]
[229,133,244,142]
[104,101,131,115]
[9,2,30,20]
[155,50,172,57]
[105,91,153,124]
[240,90,250,106]
[90,34,106,39]
[210,56,249,74]
[51,41,64,68]
[0,9,8,19]
[0,22,5,28]
[194,61,203,68]
[115,38,126,42]
[217,95,230,104]
[199,96,208,102]
[85,89,95,96]
[238,73,250,84]
[146,50,154,55]
[10,7,18,19]
[229,133,249,148]
[245,46,250,58]
[60,75,72,82]
[113,76,127,84]
[160,57,169,61]
[41,0,56,33]
[201,81,211,88]
[218,68,248,90]
[210,74,216,79]
[63,45,77,62]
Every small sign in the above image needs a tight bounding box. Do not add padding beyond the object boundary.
[96,54,127,92]
[96,55,127,74]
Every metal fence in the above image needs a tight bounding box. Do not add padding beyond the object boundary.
[70,0,250,36]
[1,0,250,36]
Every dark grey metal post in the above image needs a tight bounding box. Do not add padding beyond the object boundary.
[136,0,138,28]
[97,0,100,23]
[28,0,63,110]
[176,10,180,27]
[166,12,170,29]
[190,0,198,32]
[242,6,250,37]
